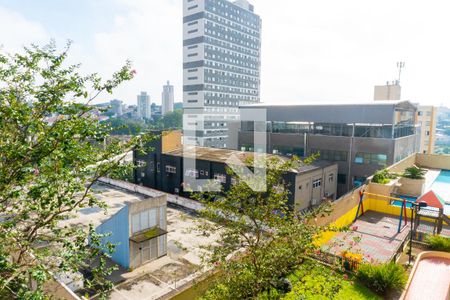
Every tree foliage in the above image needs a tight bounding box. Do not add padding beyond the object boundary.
[0,42,152,299]
[195,155,333,299]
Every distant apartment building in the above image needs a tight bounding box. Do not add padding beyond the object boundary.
[134,131,338,211]
[416,106,437,154]
[374,81,402,101]
[162,81,175,116]
[182,0,262,148]
[137,91,151,119]
[230,101,420,196]
[110,99,123,116]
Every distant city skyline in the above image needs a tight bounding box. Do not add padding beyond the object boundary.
[1,0,450,106]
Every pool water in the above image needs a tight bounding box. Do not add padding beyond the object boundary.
[429,169,450,215]
[391,195,418,208]
[391,200,414,208]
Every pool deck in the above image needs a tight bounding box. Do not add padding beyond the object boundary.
[323,211,410,263]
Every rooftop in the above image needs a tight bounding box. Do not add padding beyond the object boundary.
[164,146,334,174]
[61,182,153,228]
[238,100,417,124]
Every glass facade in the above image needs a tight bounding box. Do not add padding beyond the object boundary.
[354,152,388,166]
[241,119,416,139]
[311,149,348,161]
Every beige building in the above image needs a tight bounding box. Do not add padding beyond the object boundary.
[294,162,338,211]
[416,106,437,154]
[374,81,402,101]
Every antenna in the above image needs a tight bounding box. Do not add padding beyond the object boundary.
[397,61,405,84]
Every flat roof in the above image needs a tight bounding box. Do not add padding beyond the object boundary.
[239,100,417,124]
[164,146,334,174]
[61,183,152,228]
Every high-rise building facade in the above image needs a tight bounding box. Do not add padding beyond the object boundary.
[416,106,437,154]
[182,0,261,148]
[162,81,175,116]
[137,91,151,119]
[110,99,123,116]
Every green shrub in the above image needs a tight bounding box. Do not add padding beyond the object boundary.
[402,166,426,179]
[282,262,342,299]
[356,263,407,295]
[371,169,398,184]
[426,235,450,252]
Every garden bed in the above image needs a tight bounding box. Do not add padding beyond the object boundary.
[260,260,381,300]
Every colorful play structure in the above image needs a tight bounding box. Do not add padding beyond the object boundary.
[354,189,449,235]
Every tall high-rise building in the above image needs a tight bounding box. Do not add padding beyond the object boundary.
[137,91,151,119]
[182,0,261,148]
[110,99,123,116]
[162,81,175,116]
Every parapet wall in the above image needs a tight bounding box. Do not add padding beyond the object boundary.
[416,153,450,170]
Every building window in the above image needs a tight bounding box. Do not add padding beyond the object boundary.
[165,165,176,174]
[328,173,334,183]
[426,131,430,136]
[214,173,226,183]
[311,149,348,161]
[157,162,161,173]
[131,208,158,234]
[337,174,346,184]
[187,4,198,10]
[418,111,423,116]
[353,177,367,188]
[312,179,321,189]
[354,152,387,166]
[159,207,166,230]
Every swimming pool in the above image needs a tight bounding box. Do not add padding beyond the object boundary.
[391,195,418,208]
[429,170,450,215]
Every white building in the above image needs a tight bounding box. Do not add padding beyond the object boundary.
[137,91,151,119]
[182,0,261,148]
[110,99,123,116]
[161,81,174,116]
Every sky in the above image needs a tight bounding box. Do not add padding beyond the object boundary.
[0,0,449,107]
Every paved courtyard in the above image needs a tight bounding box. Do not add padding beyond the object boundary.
[323,211,410,263]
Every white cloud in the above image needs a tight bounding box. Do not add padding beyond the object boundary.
[0,6,49,52]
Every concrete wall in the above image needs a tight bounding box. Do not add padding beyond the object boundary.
[162,130,182,153]
[416,153,450,170]
[95,206,130,269]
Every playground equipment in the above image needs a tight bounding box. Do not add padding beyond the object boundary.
[354,189,448,234]
[354,190,411,233]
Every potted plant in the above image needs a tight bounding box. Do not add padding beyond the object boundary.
[398,166,426,196]
[402,166,426,179]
